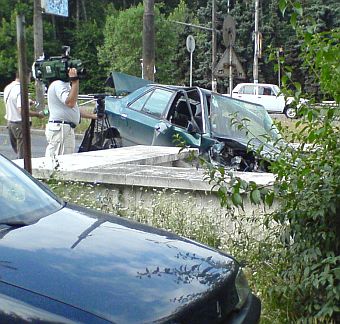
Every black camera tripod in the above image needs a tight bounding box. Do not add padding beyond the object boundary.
[78,95,121,153]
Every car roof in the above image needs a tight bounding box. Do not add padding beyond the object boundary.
[234,83,279,88]
[144,83,213,94]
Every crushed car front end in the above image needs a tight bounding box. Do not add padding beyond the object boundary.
[103,81,283,172]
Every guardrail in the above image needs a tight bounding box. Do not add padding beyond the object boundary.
[311,101,338,108]
[0,93,104,107]
[0,92,95,100]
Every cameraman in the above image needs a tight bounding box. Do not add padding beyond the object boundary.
[45,68,97,157]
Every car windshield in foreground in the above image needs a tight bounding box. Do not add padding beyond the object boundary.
[0,155,63,225]
[210,93,282,146]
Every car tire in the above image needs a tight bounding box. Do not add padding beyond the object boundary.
[284,106,297,119]
[103,137,122,149]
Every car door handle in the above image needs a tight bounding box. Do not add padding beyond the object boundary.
[121,113,127,119]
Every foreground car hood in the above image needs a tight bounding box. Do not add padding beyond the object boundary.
[0,205,236,323]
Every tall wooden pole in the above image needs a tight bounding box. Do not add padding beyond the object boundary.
[33,0,44,110]
[17,15,32,173]
[143,0,155,81]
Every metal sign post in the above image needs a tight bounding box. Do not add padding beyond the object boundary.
[186,35,195,87]
[253,0,260,83]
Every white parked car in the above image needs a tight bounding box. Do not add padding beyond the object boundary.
[227,83,301,118]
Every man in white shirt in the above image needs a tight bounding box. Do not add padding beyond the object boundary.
[45,68,97,157]
[4,72,43,159]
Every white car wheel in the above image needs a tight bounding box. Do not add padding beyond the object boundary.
[284,106,297,118]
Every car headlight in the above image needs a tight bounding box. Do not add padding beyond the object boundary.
[235,268,250,309]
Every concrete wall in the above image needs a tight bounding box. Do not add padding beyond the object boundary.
[15,145,277,241]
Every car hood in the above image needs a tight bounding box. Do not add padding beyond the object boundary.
[106,71,153,95]
[210,93,284,159]
[0,204,237,323]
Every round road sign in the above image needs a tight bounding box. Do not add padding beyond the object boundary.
[186,35,196,53]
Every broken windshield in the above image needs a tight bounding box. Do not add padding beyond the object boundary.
[210,94,281,147]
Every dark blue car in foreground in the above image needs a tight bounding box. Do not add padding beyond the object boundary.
[0,154,261,323]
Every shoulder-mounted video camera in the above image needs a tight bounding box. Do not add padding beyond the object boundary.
[32,46,86,84]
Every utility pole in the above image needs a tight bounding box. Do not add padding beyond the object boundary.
[253,0,259,83]
[211,0,217,92]
[227,0,232,96]
[143,0,155,81]
[33,0,44,110]
[17,15,32,174]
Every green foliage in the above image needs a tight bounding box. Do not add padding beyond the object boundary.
[268,107,340,321]
[98,4,144,77]
[98,2,191,85]
[206,2,340,322]
[71,20,107,93]
[0,14,18,83]
[300,29,340,102]
[0,2,61,90]
[166,1,191,85]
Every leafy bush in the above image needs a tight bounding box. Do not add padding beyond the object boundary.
[267,3,339,320]
[204,1,340,321]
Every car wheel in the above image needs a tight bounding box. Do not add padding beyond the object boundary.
[103,137,122,149]
[284,106,297,119]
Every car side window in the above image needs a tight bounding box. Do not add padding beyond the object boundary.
[129,92,152,111]
[239,85,255,94]
[259,86,273,96]
[142,89,173,118]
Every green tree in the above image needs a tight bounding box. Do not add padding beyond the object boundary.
[0,13,19,86]
[98,5,144,78]
[98,3,184,85]
[0,1,61,89]
[166,0,202,86]
[267,29,340,322]
[71,20,107,93]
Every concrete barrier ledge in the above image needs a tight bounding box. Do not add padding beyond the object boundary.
[14,145,275,192]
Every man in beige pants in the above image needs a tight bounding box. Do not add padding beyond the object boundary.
[45,68,97,157]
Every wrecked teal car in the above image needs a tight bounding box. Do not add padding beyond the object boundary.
[102,83,282,171]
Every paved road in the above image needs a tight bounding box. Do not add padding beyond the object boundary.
[0,127,82,160]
